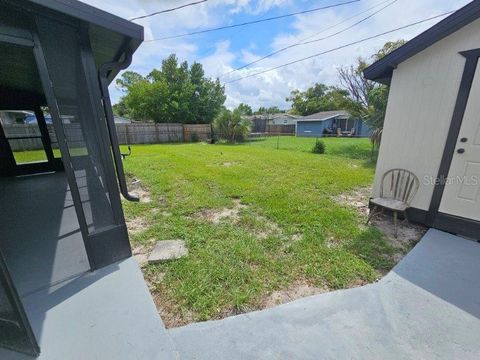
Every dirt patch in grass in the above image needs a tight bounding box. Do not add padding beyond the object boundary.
[325,235,340,248]
[154,292,196,329]
[131,239,157,267]
[222,161,237,167]
[130,178,152,203]
[333,186,428,262]
[261,281,328,308]
[255,215,283,240]
[196,199,247,224]
[371,214,427,262]
[126,216,151,236]
[124,178,154,238]
[332,186,372,217]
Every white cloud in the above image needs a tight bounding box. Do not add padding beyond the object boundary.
[223,0,292,14]
[81,0,471,109]
[201,40,236,77]
[208,0,471,109]
[240,49,262,64]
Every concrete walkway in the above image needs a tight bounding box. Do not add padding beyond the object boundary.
[169,229,480,359]
[0,258,176,360]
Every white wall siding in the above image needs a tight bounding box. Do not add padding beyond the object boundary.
[373,18,480,210]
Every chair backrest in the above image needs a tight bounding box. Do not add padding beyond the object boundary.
[380,168,419,205]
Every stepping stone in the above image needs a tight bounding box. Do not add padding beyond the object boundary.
[148,240,188,263]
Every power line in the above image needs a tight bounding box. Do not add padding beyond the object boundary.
[290,0,392,43]
[144,0,360,42]
[221,0,398,77]
[130,0,208,21]
[225,10,455,84]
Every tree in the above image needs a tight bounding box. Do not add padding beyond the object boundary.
[253,106,284,115]
[237,103,253,116]
[116,71,145,91]
[338,40,406,129]
[286,83,352,116]
[213,106,251,143]
[115,54,226,123]
[112,100,130,118]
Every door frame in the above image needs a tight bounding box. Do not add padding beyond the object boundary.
[425,48,480,238]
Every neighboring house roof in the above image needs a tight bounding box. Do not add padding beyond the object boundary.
[270,113,301,119]
[363,1,480,84]
[297,110,350,122]
[244,113,300,121]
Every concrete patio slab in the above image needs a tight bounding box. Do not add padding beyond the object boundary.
[0,173,89,297]
[0,258,177,360]
[169,229,480,359]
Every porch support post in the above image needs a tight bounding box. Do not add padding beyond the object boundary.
[0,122,16,176]
[34,106,55,165]
[32,29,96,269]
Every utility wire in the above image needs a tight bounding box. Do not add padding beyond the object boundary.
[144,0,360,42]
[290,0,392,43]
[225,10,455,84]
[221,0,398,77]
[130,0,208,21]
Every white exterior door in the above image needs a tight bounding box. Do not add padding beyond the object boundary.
[439,62,480,221]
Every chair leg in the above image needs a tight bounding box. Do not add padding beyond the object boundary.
[366,206,378,225]
[393,211,398,238]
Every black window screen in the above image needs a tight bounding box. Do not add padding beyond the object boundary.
[0,252,39,356]
[36,18,119,233]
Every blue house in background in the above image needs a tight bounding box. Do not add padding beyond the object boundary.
[295,110,372,137]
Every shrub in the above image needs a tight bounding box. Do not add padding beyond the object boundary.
[312,139,326,154]
[213,108,251,143]
[191,132,199,142]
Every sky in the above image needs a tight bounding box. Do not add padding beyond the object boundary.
[81,0,471,111]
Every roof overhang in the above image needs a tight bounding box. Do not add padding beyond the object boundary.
[27,0,143,41]
[297,113,349,122]
[0,0,144,109]
[363,0,480,85]
[1,0,143,85]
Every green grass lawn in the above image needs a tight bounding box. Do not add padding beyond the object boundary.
[14,137,392,326]
[119,137,393,326]
[246,135,375,160]
[10,148,61,163]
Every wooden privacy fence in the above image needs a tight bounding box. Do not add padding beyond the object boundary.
[2,124,47,151]
[3,123,212,151]
[266,124,295,135]
[115,123,184,144]
[183,124,212,142]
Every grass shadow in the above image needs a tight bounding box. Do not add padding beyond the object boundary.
[345,227,395,272]
[327,143,372,160]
